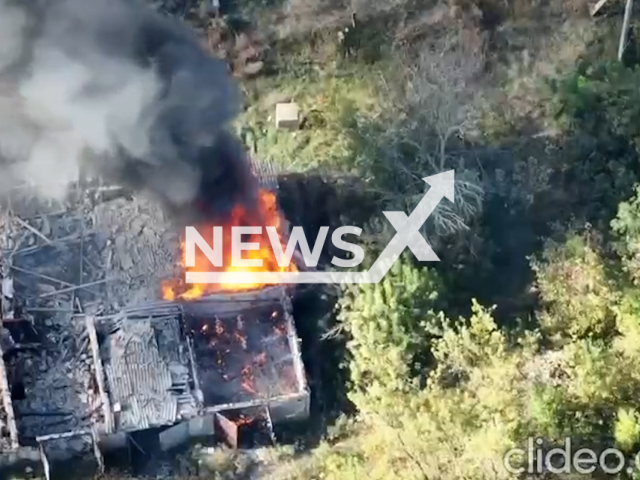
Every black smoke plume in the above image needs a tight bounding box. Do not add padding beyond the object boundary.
[0,0,257,220]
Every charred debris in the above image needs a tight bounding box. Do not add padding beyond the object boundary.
[0,161,310,479]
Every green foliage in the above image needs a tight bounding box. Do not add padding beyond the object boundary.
[528,384,572,439]
[237,63,382,172]
[544,58,640,228]
[531,233,618,343]
[550,60,640,149]
[432,300,504,370]
[283,202,640,479]
[612,184,640,285]
[525,339,634,443]
[614,407,640,452]
[325,299,529,480]
[337,259,444,416]
[612,288,640,356]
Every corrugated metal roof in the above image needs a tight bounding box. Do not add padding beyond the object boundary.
[103,317,190,431]
[249,158,279,191]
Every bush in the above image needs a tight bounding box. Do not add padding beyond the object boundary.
[531,232,618,343]
[612,184,640,285]
[614,407,640,452]
[550,61,640,150]
[337,259,444,416]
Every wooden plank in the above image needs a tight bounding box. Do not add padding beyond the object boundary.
[619,0,634,60]
[0,339,19,449]
[214,412,238,449]
[186,335,204,405]
[36,429,91,443]
[1,257,14,321]
[202,391,308,414]
[84,315,115,434]
[591,0,612,17]
[39,441,50,480]
[0,215,19,448]
[90,428,104,474]
[264,406,277,445]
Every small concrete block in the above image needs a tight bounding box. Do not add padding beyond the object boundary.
[275,102,300,130]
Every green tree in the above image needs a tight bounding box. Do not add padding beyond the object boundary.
[531,232,618,343]
[338,259,444,417]
[612,184,640,285]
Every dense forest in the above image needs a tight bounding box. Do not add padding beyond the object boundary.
[88,0,640,478]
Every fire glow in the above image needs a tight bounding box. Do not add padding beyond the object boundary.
[186,308,299,401]
[162,189,297,300]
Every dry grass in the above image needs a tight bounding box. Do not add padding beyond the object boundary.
[241,0,592,56]
[93,475,199,480]
[478,15,615,139]
[236,60,384,172]
[273,0,414,39]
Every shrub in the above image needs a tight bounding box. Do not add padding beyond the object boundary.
[614,407,640,452]
[612,184,640,285]
[531,232,618,343]
[337,259,444,416]
[550,61,640,149]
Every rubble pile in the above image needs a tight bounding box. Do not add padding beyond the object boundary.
[0,184,181,453]
[14,314,101,439]
[0,186,179,316]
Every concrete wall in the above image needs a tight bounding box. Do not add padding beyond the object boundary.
[158,415,215,451]
[268,392,310,424]
[0,447,42,478]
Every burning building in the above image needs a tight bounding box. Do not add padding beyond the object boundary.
[0,0,313,476]
[0,0,317,476]
[0,154,310,479]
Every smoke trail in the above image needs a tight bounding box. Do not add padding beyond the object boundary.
[0,0,256,215]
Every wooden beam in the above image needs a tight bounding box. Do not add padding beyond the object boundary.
[0,217,19,449]
[202,391,308,414]
[0,340,20,449]
[90,427,105,474]
[591,0,612,17]
[619,0,635,60]
[186,335,204,405]
[84,315,115,434]
[39,441,50,480]
[1,263,14,321]
[36,429,91,442]
[214,412,238,449]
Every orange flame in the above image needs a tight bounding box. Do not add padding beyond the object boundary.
[162,189,296,300]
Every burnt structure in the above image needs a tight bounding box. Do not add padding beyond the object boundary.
[98,287,308,446]
[0,159,309,478]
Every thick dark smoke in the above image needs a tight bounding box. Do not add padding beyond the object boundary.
[0,0,257,219]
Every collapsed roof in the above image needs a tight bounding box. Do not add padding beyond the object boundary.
[0,159,308,475]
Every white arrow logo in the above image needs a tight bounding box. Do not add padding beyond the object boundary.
[186,170,455,285]
[366,169,454,283]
